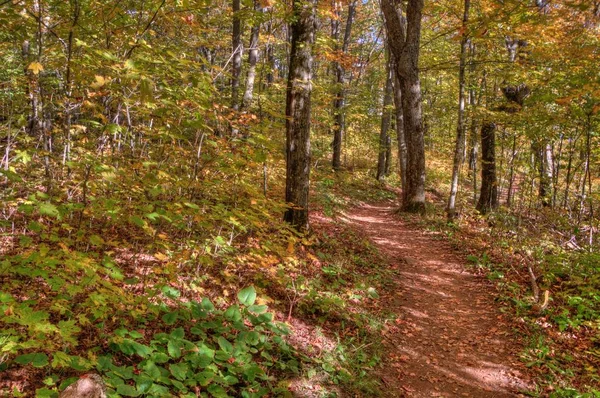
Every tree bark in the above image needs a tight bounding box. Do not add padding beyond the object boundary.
[446,0,470,220]
[332,0,357,171]
[385,135,392,175]
[506,134,517,207]
[476,122,498,214]
[540,142,554,207]
[377,57,394,181]
[382,0,426,213]
[242,0,261,111]
[284,0,316,231]
[393,69,407,191]
[231,0,243,111]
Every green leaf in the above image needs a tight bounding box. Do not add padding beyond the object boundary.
[35,388,57,398]
[39,202,59,218]
[135,375,154,393]
[237,286,256,306]
[89,235,104,246]
[117,339,153,358]
[190,344,214,368]
[170,327,185,340]
[129,215,146,228]
[207,384,228,398]
[200,297,215,311]
[239,331,260,346]
[141,361,162,379]
[242,364,264,382]
[161,286,181,299]
[151,352,170,364]
[14,352,49,368]
[183,202,200,210]
[147,384,170,395]
[224,305,242,322]
[196,370,215,386]
[168,339,182,358]
[247,305,268,314]
[169,362,189,381]
[116,384,141,397]
[162,311,178,325]
[217,337,233,354]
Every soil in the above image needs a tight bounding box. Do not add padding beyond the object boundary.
[343,201,533,397]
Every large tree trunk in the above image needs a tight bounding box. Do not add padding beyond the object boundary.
[241,0,261,111]
[231,0,243,111]
[377,57,394,181]
[284,0,316,231]
[382,0,426,212]
[476,122,498,214]
[332,0,357,171]
[446,0,470,220]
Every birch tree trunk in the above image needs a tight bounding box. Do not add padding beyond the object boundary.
[231,0,243,111]
[242,0,261,111]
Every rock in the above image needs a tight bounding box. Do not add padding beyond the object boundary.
[59,373,107,398]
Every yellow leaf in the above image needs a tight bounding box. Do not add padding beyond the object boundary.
[154,252,168,261]
[91,75,106,89]
[27,62,44,75]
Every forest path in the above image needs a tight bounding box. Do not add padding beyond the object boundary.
[342,201,533,397]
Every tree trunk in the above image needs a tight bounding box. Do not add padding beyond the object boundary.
[385,135,392,175]
[265,19,275,86]
[541,142,554,207]
[446,0,470,220]
[377,57,394,181]
[382,0,426,213]
[231,0,243,111]
[553,134,563,208]
[332,0,357,171]
[393,69,407,191]
[506,134,517,207]
[284,0,316,231]
[241,0,261,111]
[476,122,498,214]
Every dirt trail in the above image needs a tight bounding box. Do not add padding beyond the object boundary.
[343,201,533,397]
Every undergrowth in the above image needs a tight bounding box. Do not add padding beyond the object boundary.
[0,152,396,396]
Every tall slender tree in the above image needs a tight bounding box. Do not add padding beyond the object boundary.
[394,69,407,191]
[231,0,243,112]
[447,0,471,220]
[377,56,394,181]
[284,0,317,230]
[332,0,357,171]
[242,0,262,111]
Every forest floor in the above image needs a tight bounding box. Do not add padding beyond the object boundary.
[335,200,535,397]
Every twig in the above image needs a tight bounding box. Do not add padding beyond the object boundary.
[526,261,540,303]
